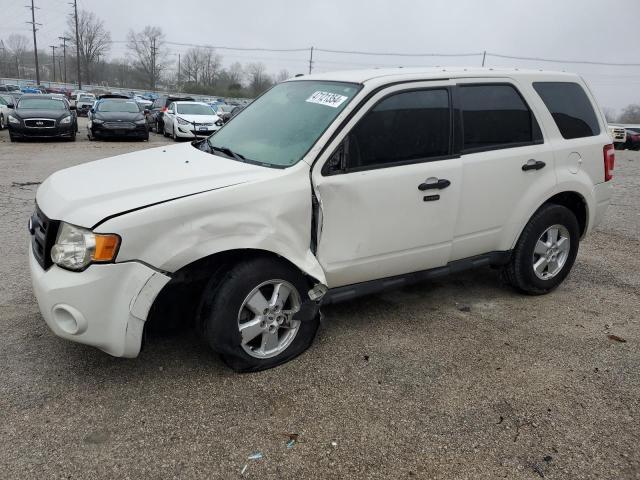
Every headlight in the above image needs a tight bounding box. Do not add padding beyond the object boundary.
[60,115,72,124]
[8,115,20,124]
[51,222,120,271]
[92,118,104,124]
[134,118,146,125]
[177,117,190,125]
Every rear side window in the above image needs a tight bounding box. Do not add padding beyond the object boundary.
[459,84,542,152]
[347,89,450,169]
[533,82,600,139]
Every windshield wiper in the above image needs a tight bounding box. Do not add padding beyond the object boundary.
[210,145,246,162]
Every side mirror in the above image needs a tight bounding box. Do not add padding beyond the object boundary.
[144,109,150,115]
[69,105,77,110]
[7,104,14,109]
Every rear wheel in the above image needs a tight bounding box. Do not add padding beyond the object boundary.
[197,257,320,372]
[0,114,5,130]
[502,204,579,295]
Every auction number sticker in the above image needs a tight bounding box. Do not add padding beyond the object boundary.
[306,91,349,108]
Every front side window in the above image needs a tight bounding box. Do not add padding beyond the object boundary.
[207,81,360,167]
[345,89,451,170]
[533,82,600,139]
[459,84,541,152]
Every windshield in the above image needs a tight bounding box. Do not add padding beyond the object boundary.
[207,81,360,167]
[97,100,140,113]
[17,98,66,110]
[177,103,214,115]
[79,95,94,101]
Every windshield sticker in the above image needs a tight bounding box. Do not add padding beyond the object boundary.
[306,91,349,108]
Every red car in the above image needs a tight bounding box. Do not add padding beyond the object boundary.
[625,128,640,150]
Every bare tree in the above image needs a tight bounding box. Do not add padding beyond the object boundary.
[602,107,618,123]
[276,69,290,83]
[65,10,110,85]
[246,62,273,95]
[618,104,640,124]
[7,34,29,77]
[126,26,168,90]
[227,62,244,86]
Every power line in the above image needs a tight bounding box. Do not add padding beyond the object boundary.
[485,52,640,67]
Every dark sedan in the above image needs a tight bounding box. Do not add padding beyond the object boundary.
[87,98,149,141]
[7,94,77,142]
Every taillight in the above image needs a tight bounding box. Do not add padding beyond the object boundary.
[603,144,615,182]
[162,106,167,112]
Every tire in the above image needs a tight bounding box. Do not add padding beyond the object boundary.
[0,114,4,130]
[502,204,580,295]
[172,128,179,141]
[69,131,76,142]
[197,257,320,372]
[162,123,169,138]
[9,133,16,142]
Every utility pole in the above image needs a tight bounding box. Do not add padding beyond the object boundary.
[178,53,181,87]
[308,46,314,74]
[71,0,81,89]
[49,45,56,82]
[26,0,41,85]
[150,37,157,90]
[59,36,70,85]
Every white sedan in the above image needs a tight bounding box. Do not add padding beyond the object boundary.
[162,101,223,140]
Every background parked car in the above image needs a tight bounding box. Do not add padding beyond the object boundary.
[212,103,235,122]
[146,95,194,133]
[87,98,149,141]
[0,94,12,129]
[624,128,640,150]
[162,101,222,140]
[608,124,627,149]
[7,94,77,142]
[75,93,96,116]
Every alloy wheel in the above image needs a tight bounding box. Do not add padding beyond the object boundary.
[532,224,571,280]
[237,280,302,359]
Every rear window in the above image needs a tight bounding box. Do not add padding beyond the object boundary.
[533,82,600,139]
[459,84,542,152]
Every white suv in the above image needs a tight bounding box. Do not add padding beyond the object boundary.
[29,68,614,371]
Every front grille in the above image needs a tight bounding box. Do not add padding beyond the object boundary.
[30,206,59,270]
[104,122,135,129]
[25,119,55,128]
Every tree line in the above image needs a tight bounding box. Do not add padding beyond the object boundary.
[0,9,291,98]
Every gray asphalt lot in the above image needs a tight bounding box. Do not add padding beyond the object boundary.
[0,118,638,479]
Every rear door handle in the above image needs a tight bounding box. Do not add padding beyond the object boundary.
[418,178,451,191]
[522,159,546,171]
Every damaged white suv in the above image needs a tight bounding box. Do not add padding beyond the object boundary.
[30,68,613,371]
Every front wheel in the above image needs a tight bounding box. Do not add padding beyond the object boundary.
[502,204,580,295]
[197,257,320,372]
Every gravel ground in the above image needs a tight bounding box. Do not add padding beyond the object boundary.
[0,119,638,479]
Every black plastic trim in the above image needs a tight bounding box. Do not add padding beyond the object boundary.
[321,251,511,305]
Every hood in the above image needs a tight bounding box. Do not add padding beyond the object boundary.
[14,109,70,120]
[36,143,280,228]
[177,113,220,123]
[93,111,143,121]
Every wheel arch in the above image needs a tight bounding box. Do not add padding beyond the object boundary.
[511,190,589,250]
[146,248,322,332]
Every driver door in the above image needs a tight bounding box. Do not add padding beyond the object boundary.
[312,82,462,288]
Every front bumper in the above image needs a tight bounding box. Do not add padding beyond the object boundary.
[91,123,148,138]
[29,248,170,357]
[9,123,75,138]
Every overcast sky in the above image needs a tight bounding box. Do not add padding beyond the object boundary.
[3,0,639,111]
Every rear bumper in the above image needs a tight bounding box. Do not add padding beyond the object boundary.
[589,181,613,233]
[30,248,170,357]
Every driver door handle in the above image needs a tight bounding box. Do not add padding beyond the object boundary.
[522,159,546,171]
[418,178,451,191]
